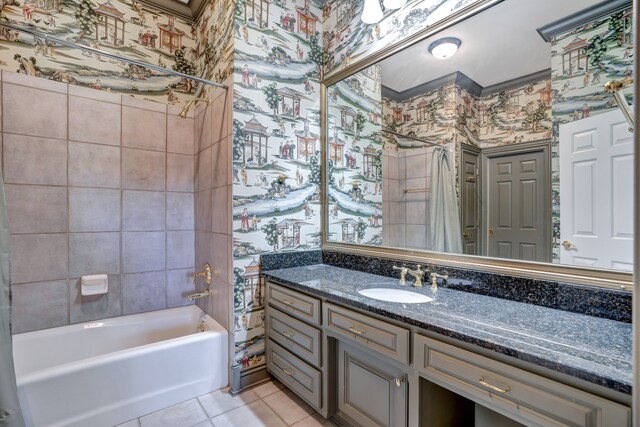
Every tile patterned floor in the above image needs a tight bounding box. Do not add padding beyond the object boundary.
[115,380,335,427]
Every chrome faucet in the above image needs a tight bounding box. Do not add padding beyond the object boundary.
[406,264,426,287]
[430,272,448,290]
[392,265,409,285]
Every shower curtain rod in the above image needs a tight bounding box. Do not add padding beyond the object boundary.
[382,129,439,147]
[0,22,228,90]
[604,77,634,132]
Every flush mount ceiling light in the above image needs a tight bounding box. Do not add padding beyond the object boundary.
[361,0,383,24]
[428,37,462,60]
[383,0,407,10]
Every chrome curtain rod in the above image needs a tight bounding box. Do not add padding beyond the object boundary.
[0,22,228,90]
[382,129,439,147]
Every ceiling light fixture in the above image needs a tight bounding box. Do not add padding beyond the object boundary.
[428,37,462,60]
[361,0,383,24]
[383,0,407,10]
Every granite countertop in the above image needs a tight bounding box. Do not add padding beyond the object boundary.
[263,264,632,395]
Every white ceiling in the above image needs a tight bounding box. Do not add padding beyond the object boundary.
[379,0,603,93]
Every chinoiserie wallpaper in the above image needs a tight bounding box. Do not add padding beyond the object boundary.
[0,0,204,103]
[230,0,324,372]
[326,64,383,246]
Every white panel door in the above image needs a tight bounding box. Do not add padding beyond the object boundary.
[559,109,634,271]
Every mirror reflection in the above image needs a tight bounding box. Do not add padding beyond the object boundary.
[326,0,635,272]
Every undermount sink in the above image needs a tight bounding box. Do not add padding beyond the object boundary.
[358,288,433,304]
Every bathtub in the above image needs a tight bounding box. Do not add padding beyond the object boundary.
[12,306,228,427]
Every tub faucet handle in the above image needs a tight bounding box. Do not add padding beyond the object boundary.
[193,263,212,286]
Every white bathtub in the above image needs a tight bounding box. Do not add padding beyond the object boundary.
[12,306,228,427]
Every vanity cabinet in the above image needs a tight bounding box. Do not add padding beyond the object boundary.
[414,334,630,427]
[265,282,324,412]
[337,341,408,427]
[265,279,630,427]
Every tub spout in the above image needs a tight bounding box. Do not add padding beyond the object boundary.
[187,290,210,301]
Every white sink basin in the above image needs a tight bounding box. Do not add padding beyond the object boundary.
[358,288,433,304]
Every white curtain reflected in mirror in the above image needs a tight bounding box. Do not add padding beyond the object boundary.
[325,0,634,273]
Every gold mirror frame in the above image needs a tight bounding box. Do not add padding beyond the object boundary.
[320,0,636,291]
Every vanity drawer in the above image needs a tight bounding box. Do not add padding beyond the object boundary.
[414,335,630,427]
[324,303,410,364]
[267,306,322,367]
[267,339,322,410]
[267,282,321,326]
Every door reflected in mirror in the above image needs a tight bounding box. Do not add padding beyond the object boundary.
[325,0,634,272]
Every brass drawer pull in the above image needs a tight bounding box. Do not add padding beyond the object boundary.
[282,331,294,338]
[282,298,295,306]
[282,367,294,376]
[479,376,511,393]
[349,326,366,335]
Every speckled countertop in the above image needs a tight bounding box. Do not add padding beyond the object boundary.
[263,264,632,395]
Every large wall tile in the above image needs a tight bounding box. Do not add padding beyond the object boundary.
[3,134,67,185]
[195,107,212,153]
[11,234,68,283]
[123,190,166,231]
[211,233,230,282]
[122,106,167,151]
[69,96,121,146]
[122,231,166,273]
[167,115,195,155]
[167,230,195,269]
[69,142,121,188]
[195,147,212,191]
[3,83,67,139]
[11,281,69,333]
[5,185,67,234]
[195,190,212,232]
[211,186,229,235]
[69,188,121,232]
[167,192,194,231]
[122,271,166,314]
[122,148,165,191]
[211,138,229,188]
[69,274,122,324]
[167,153,195,192]
[166,268,196,308]
[69,232,120,277]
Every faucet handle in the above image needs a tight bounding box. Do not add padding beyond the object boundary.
[393,265,408,285]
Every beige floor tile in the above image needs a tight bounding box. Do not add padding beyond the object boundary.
[139,399,207,427]
[262,390,314,425]
[211,400,286,427]
[290,413,335,427]
[252,380,286,398]
[198,387,259,418]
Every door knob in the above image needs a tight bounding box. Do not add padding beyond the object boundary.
[462,232,471,239]
[488,229,494,237]
[562,240,576,250]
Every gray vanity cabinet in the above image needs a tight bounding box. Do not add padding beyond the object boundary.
[265,282,324,413]
[337,341,408,427]
[414,335,630,427]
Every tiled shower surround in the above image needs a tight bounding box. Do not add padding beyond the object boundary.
[3,71,231,334]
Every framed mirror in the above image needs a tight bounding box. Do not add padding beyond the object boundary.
[323,0,635,288]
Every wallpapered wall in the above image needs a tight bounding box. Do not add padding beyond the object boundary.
[230,0,323,373]
[385,79,553,149]
[326,64,383,246]
[322,0,485,78]
[0,0,208,104]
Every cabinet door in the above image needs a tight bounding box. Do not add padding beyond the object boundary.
[337,341,407,427]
